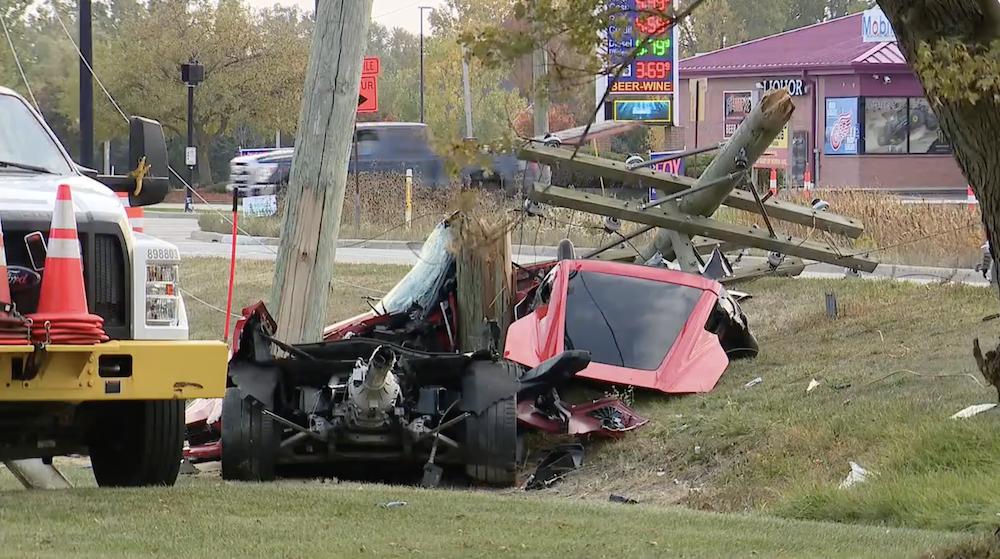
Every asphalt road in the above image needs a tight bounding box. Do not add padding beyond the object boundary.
[142,216,991,287]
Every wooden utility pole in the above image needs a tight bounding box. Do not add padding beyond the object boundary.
[270,0,375,344]
[452,206,514,353]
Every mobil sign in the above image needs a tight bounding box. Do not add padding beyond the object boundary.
[862,7,896,43]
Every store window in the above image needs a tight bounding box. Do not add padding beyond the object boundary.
[862,97,951,154]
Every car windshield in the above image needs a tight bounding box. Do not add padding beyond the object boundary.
[0,94,73,175]
[376,221,455,315]
[563,270,706,371]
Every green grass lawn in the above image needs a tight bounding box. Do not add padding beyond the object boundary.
[0,470,969,559]
[2,257,998,557]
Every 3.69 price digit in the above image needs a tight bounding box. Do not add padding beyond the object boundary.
[635,61,671,79]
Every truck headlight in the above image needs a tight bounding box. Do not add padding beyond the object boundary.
[146,264,179,325]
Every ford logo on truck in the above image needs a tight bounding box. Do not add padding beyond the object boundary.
[8,266,41,292]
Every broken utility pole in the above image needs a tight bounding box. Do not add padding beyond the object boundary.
[269,0,375,344]
[451,205,514,353]
[516,88,878,278]
[637,89,796,264]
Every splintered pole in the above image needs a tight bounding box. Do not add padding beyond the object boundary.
[269,0,374,344]
[453,210,513,353]
[636,89,795,263]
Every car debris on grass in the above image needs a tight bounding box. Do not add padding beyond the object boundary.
[183,218,760,488]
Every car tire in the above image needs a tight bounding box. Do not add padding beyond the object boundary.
[220,386,278,482]
[88,400,184,487]
[463,360,523,487]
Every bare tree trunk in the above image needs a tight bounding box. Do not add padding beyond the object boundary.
[269,0,374,344]
[875,0,1000,385]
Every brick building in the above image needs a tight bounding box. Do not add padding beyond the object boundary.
[676,12,966,193]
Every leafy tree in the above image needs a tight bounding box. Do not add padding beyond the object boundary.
[873,0,1000,372]
[682,0,748,54]
[513,103,577,138]
[422,29,527,148]
[0,0,37,98]
[82,0,311,184]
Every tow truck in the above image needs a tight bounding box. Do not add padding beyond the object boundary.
[0,85,228,487]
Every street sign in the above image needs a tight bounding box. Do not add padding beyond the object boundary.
[358,76,378,113]
[358,56,380,114]
[185,147,197,166]
[362,56,380,76]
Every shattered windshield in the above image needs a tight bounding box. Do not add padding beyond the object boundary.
[377,222,455,315]
[0,94,73,175]
[563,270,706,371]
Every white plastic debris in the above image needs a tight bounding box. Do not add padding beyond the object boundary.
[951,403,998,419]
[839,461,870,489]
[745,377,763,388]
[807,379,820,393]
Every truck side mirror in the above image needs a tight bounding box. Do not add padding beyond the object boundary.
[125,116,170,207]
[96,116,171,206]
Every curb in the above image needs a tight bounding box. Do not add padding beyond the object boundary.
[145,211,201,220]
[188,229,560,255]
[185,230,984,281]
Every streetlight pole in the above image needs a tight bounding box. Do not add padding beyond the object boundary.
[79,0,93,169]
[181,61,205,213]
[418,6,432,123]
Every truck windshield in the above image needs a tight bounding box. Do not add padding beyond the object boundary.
[0,94,73,175]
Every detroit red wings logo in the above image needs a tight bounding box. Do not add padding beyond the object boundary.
[829,113,853,150]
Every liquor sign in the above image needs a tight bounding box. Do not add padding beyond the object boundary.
[605,0,679,125]
[759,78,808,96]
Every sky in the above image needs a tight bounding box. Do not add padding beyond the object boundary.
[244,0,448,35]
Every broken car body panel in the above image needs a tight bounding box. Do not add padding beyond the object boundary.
[505,259,749,395]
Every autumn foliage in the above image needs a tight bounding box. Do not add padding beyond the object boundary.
[512,103,577,138]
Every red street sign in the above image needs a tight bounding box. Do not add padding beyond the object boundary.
[362,57,380,76]
[357,75,378,113]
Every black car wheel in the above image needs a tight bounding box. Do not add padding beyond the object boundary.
[220,386,279,482]
[462,360,523,486]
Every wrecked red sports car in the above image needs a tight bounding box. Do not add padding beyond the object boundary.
[184,219,756,475]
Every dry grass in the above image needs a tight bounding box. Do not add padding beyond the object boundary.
[200,176,985,268]
[724,189,983,268]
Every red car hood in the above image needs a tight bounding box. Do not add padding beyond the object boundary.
[503,259,729,395]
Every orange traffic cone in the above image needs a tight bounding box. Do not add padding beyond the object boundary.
[26,184,108,345]
[116,192,144,233]
[803,170,812,199]
[0,211,30,345]
[769,169,777,196]
[968,185,977,213]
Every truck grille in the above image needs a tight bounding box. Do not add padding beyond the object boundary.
[3,225,130,340]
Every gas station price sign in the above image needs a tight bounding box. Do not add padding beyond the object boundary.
[606,0,678,95]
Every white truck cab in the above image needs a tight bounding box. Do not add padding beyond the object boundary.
[0,86,227,487]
